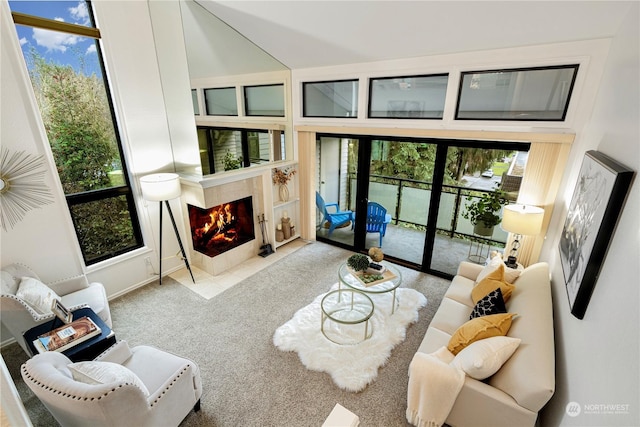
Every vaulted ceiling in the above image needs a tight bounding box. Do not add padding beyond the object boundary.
[194,1,633,70]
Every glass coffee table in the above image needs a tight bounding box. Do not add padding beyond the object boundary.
[321,289,374,345]
[338,261,402,314]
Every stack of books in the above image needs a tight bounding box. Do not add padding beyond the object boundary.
[33,316,101,354]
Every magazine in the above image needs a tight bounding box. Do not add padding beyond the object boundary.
[34,316,101,354]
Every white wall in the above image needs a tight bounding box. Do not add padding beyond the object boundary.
[540,4,639,426]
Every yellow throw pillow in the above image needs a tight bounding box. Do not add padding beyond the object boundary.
[471,263,515,304]
[447,313,516,355]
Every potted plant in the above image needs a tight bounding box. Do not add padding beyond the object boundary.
[462,189,509,236]
[347,253,370,272]
[347,251,386,279]
[223,151,242,171]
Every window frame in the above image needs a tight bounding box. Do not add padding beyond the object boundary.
[10,1,143,265]
[203,86,238,116]
[455,64,580,121]
[367,73,449,119]
[302,79,360,118]
[243,83,285,117]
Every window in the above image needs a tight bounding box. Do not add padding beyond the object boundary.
[204,87,237,116]
[368,74,448,119]
[191,89,199,115]
[456,65,579,121]
[243,84,284,116]
[197,127,275,174]
[10,1,143,265]
[303,79,359,118]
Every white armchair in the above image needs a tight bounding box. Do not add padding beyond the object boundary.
[1,263,112,355]
[21,341,202,427]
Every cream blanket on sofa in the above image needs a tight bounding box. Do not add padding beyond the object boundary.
[406,347,465,427]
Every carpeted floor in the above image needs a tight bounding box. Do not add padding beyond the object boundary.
[1,241,451,427]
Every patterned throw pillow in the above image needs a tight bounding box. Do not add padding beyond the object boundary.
[471,263,515,304]
[470,288,507,319]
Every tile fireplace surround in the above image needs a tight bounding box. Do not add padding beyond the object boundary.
[180,168,275,276]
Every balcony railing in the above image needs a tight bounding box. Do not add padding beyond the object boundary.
[347,173,510,245]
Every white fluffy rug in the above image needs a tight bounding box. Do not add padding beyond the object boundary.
[273,284,427,392]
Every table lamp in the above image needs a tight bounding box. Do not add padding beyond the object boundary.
[500,204,544,268]
[140,173,195,285]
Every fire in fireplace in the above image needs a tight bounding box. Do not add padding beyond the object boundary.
[188,197,255,258]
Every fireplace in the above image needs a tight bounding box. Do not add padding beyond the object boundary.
[188,197,255,258]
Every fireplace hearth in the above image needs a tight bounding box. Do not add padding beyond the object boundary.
[188,197,255,258]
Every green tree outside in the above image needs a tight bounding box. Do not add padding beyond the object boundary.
[27,50,138,263]
[29,49,120,193]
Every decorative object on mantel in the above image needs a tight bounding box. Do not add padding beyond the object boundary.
[274,283,427,392]
[500,204,544,268]
[559,150,634,319]
[140,173,195,285]
[272,166,297,202]
[0,148,54,231]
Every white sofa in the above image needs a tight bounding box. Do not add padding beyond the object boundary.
[411,261,555,427]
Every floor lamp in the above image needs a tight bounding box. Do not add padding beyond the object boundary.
[140,173,195,286]
[501,204,544,268]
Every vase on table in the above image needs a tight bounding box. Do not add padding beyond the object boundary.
[279,184,289,202]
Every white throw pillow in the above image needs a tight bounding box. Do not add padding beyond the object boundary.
[450,336,521,380]
[16,277,60,314]
[68,361,149,396]
[476,254,521,284]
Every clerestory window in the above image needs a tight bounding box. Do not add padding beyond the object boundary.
[10,0,143,265]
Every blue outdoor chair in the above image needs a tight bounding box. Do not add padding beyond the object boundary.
[366,201,392,247]
[315,192,354,236]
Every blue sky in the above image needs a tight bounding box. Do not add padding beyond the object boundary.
[9,1,102,76]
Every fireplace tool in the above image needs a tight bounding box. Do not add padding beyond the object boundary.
[258,214,274,257]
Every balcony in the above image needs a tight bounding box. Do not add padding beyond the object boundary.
[318,174,514,277]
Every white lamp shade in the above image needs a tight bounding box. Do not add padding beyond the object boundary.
[140,173,181,201]
[501,204,544,236]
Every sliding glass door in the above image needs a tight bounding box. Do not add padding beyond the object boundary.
[427,145,529,276]
[315,134,529,278]
[363,139,437,266]
[315,136,357,247]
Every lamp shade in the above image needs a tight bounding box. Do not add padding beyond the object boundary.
[501,204,544,236]
[140,173,181,201]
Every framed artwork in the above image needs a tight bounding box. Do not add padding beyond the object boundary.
[559,150,634,319]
